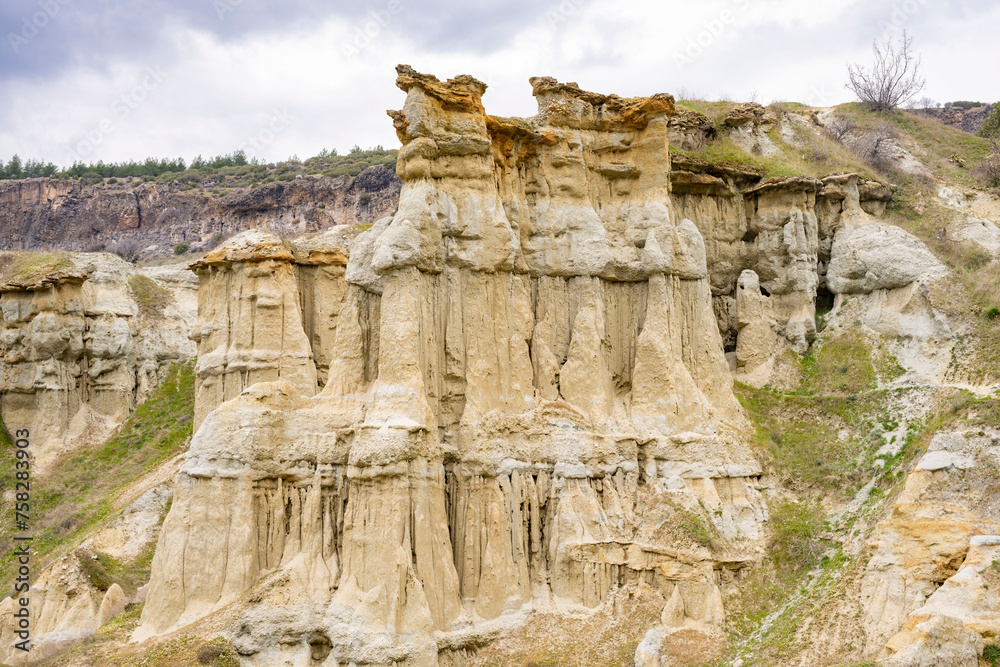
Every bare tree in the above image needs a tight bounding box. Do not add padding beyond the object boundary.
[825,115,857,141]
[856,122,898,169]
[973,141,1000,188]
[110,238,143,263]
[846,30,926,112]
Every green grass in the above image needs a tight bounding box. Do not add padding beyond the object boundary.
[0,360,195,595]
[840,103,994,188]
[39,615,241,667]
[127,274,173,320]
[670,102,880,182]
[800,332,878,395]
[736,384,887,496]
[0,251,75,284]
[75,542,157,597]
[768,499,825,576]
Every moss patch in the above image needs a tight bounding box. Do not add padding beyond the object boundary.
[0,251,75,283]
[127,274,173,320]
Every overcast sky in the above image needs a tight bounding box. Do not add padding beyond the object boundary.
[1,0,997,167]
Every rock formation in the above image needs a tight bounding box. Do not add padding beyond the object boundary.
[0,164,400,259]
[135,66,767,665]
[858,429,1000,665]
[0,252,196,469]
[0,485,173,665]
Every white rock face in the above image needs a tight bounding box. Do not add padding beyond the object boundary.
[135,67,765,665]
[827,221,948,294]
[734,269,777,386]
[858,429,1000,660]
[0,252,197,469]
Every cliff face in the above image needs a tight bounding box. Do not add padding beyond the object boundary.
[5,67,998,667]
[668,144,895,384]
[909,104,994,135]
[0,165,400,258]
[136,66,766,664]
[0,252,196,469]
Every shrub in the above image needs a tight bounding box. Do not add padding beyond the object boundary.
[856,122,898,170]
[358,193,372,206]
[825,115,857,141]
[111,238,143,263]
[846,30,925,112]
[980,104,1000,139]
[197,643,224,663]
[985,306,1000,321]
[974,142,1000,188]
[768,499,825,575]
[173,242,189,255]
[76,550,113,591]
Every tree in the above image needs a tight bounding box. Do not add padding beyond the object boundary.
[979,104,1000,139]
[846,30,926,113]
[5,155,23,179]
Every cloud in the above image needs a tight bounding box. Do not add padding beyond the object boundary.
[1,0,996,166]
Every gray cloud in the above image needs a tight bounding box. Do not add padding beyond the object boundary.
[1,0,996,167]
[2,0,578,83]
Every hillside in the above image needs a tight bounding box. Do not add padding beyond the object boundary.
[0,66,998,667]
[0,156,400,260]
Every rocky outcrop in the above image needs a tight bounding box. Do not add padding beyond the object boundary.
[186,229,357,428]
[859,429,1000,663]
[0,485,173,665]
[908,104,994,135]
[135,66,766,665]
[671,156,902,383]
[0,253,196,468]
[0,165,400,259]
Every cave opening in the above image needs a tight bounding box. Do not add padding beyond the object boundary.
[815,286,834,314]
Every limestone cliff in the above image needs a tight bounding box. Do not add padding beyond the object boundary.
[5,66,998,667]
[0,164,399,259]
[0,252,196,469]
[135,66,766,665]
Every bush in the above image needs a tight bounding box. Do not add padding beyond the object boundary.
[980,104,1000,139]
[974,142,1000,188]
[111,238,143,263]
[173,242,189,255]
[358,193,372,206]
[76,550,113,591]
[825,115,857,141]
[769,499,825,575]
[197,644,224,663]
